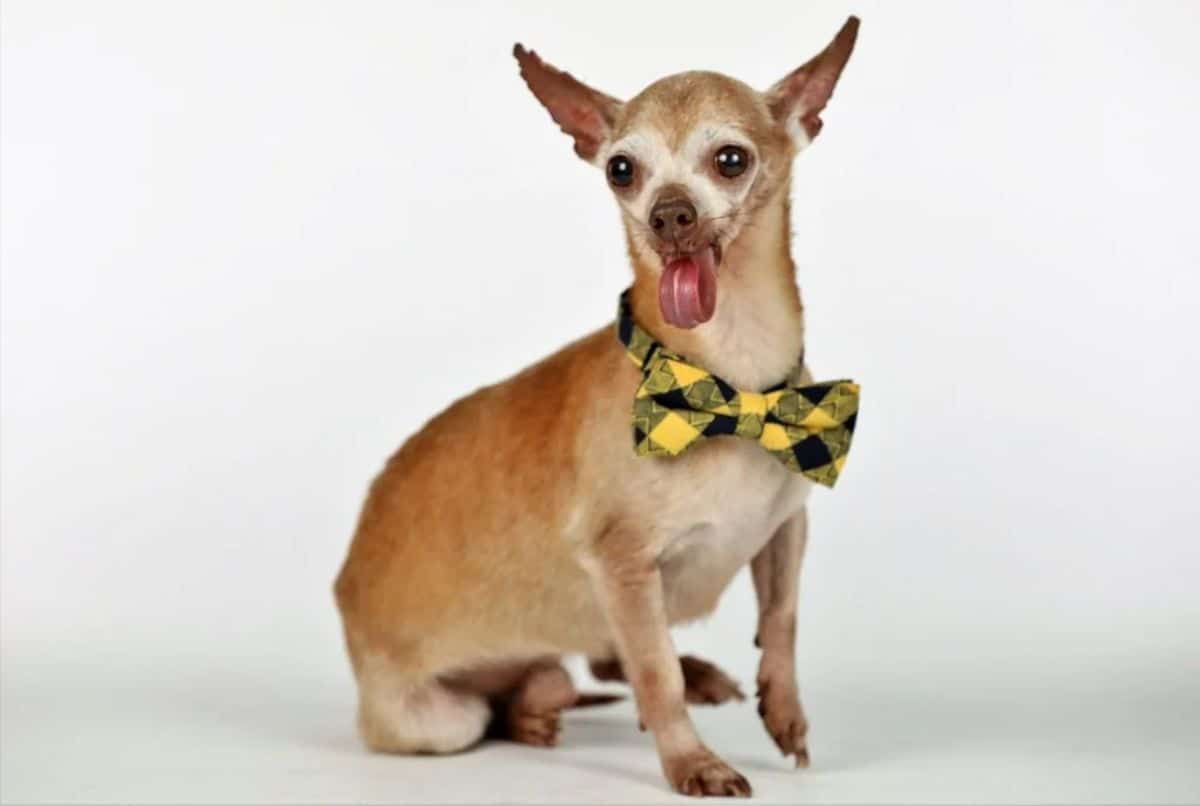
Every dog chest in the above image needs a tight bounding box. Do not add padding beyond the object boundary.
[651,440,811,620]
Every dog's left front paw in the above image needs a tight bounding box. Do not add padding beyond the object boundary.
[756,676,810,767]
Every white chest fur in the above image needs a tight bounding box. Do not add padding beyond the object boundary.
[646,438,812,624]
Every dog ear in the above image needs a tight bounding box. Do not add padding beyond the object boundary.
[765,17,859,147]
[514,44,623,163]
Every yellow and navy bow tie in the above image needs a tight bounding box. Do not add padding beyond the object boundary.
[617,290,860,488]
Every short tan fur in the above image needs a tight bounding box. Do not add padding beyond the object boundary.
[335,17,860,797]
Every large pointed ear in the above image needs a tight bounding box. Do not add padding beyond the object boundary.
[765,17,860,147]
[513,44,623,163]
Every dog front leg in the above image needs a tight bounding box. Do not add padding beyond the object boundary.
[590,540,751,798]
[750,511,811,767]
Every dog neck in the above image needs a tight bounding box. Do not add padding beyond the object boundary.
[627,187,805,391]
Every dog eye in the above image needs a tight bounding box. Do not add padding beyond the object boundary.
[715,145,748,178]
[607,155,635,187]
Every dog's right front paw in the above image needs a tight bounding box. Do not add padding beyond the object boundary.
[664,748,752,798]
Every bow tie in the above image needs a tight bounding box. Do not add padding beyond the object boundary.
[616,290,860,488]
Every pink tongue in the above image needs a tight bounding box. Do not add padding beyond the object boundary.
[659,251,717,329]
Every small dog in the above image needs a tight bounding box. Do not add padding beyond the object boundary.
[335,18,860,797]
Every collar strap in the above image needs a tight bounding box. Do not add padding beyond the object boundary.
[615,287,804,391]
[616,289,661,369]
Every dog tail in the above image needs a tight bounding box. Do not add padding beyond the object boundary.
[572,692,624,708]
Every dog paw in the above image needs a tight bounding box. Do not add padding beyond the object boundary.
[665,748,752,798]
[756,677,809,767]
[681,655,745,705]
[505,708,562,747]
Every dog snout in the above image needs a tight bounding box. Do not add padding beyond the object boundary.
[649,197,698,242]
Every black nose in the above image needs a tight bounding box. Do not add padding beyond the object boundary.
[649,197,698,241]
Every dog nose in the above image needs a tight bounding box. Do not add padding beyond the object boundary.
[649,197,698,241]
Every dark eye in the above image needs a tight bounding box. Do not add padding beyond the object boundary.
[607,155,635,187]
[715,145,748,178]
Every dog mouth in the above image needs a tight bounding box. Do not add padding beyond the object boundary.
[658,243,722,329]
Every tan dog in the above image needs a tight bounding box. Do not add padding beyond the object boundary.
[335,17,860,797]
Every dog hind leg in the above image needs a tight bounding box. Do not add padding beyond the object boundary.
[354,651,491,755]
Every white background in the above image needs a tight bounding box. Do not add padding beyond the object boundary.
[3,1,1199,803]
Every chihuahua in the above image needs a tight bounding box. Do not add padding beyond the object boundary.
[335,17,860,797]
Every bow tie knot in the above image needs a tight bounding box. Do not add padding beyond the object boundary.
[618,291,860,488]
[734,390,769,436]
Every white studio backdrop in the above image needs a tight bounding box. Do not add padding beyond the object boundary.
[2,1,1199,803]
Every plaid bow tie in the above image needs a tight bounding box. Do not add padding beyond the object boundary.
[617,290,860,487]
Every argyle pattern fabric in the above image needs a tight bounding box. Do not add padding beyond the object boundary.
[616,290,859,488]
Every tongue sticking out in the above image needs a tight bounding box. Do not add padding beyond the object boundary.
[659,247,718,329]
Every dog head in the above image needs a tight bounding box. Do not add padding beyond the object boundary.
[515,17,858,329]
